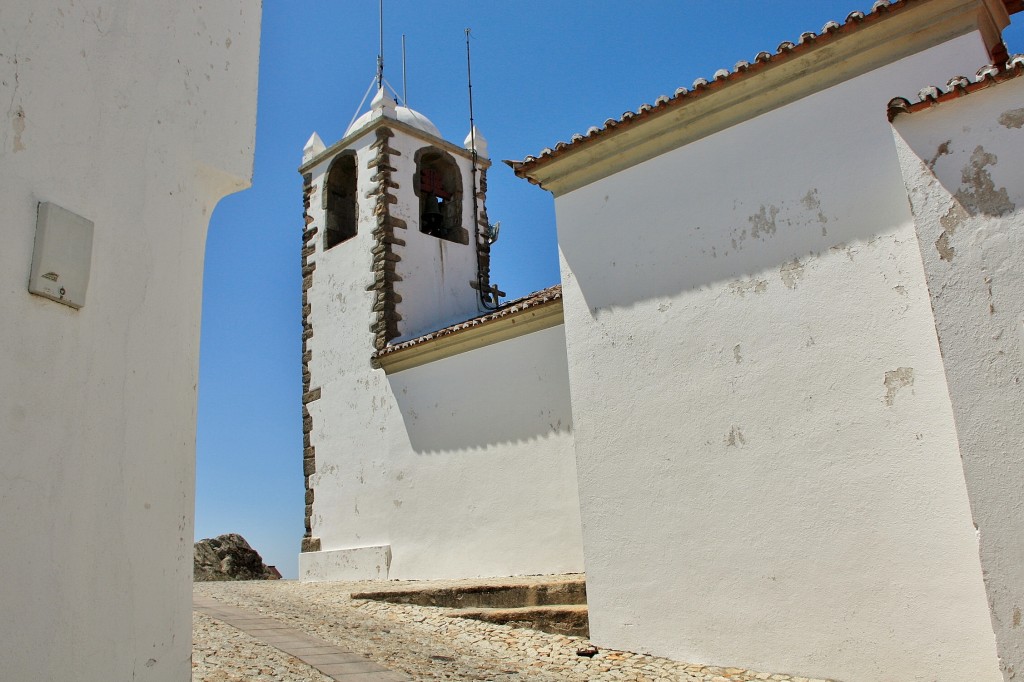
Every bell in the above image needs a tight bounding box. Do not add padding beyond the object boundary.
[422,194,445,235]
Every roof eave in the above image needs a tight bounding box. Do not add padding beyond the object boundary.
[888,54,1024,119]
[513,0,1010,196]
[371,297,564,374]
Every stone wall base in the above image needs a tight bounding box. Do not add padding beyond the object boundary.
[298,545,392,582]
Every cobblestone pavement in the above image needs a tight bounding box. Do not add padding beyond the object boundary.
[193,610,335,681]
[193,577,838,682]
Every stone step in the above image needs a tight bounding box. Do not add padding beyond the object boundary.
[352,579,587,609]
[449,604,589,637]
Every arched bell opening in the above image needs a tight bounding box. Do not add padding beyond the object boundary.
[414,147,468,245]
[323,152,358,250]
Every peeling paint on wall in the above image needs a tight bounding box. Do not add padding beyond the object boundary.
[801,189,830,234]
[936,203,968,262]
[883,367,915,406]
[955,146,1015,217]
[998,108,1024,129]
[729,278,768,297]
[780,258,804,289]
[749,204,780,239]
[926,140,952,170]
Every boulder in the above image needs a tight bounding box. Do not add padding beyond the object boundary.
[194,533,281,581]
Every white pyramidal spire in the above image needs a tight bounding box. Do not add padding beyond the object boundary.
[463,125,488,159]
[302,131,326,163]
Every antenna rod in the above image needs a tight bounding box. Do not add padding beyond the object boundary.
[402,34,408,105]
[376,0,384,90]
[466,28,494,309]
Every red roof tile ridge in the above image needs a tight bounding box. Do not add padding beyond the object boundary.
[371,284,563,360]
[507,0,1018,180]
[887,54,1024,119]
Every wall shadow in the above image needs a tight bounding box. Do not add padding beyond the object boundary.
[387,327,573,454]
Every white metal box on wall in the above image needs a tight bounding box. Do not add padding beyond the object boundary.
[29,202,94,309]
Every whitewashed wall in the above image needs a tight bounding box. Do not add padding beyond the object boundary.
[304,319,584,580]
[302,124,583,581]
[894,77,1024,681]
[554,33,1000,682]
[0,3,259,681]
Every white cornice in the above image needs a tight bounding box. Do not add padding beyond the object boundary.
[299,116,491,175]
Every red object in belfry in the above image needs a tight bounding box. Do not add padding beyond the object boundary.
[420,168,451,199]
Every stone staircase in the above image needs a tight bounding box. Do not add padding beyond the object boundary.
[352,577,589,636]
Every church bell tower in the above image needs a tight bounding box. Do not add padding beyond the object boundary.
[295,86,501,551]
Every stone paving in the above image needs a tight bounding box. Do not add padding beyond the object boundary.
[194,593,408,681]
[193,577,839,682]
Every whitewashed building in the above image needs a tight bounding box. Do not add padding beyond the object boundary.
[304,0,1024,680]
[510,0,1024,680]
[297,89,585,581]
[0,2,260,680]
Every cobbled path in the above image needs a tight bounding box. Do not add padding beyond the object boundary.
[193,577,838,682]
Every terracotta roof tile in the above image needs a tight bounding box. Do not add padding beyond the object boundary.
[507,0,1021,181]
[371,284,563,361]
[887,55,1024,119]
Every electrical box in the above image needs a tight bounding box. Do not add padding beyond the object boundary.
[29,202,94,309]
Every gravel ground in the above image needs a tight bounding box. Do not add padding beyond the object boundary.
[193,578,838,682]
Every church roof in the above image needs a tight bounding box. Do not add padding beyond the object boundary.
[508,0,1021,184]
[887,54,1024,119]
[371,285,563,371]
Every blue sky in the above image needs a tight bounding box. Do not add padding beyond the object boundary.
[195,1,1024,578]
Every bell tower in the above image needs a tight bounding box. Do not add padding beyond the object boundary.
[302,87,499,344]
[296,87,501,551]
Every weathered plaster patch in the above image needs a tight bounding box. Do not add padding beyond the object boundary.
[728,278,768,297]
[926,140,952,170]
[998,108,1024,129]
[780,258,804,289]
[935,203,968,262]
[1013,606,1021,628]
[883,367,914,406]
[954,146,1014,217]
[733,344,743,364]
[801,189,820,211]
[749,204,780,239]
[801,188,829,230]
[725,426,746,447]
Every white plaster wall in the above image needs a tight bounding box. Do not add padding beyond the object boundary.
[554,33,1000,682]
[307,320,584,580]
[894,79,1024,681]
[0,2,260,681]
